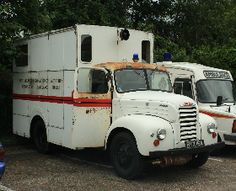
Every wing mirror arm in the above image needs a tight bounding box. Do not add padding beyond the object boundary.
[216,96,223,106]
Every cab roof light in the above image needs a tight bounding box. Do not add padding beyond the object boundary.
[163,52,172,61]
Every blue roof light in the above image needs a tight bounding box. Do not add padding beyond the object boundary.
[132,53,139,61]
[163,52,172,61]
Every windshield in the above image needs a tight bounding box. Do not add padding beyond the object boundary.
[114,69,172,93]
[196,80,235,103]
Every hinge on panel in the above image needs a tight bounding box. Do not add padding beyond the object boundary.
[76,58,78,67]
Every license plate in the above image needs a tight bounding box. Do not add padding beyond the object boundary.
[185,140,205,149]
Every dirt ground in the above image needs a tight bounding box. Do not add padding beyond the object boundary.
[1,142,236,191]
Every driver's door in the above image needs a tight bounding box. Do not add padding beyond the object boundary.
[72,67,112,147]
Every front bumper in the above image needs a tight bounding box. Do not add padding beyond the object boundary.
[149,142,225,158]
[224,133,236,142]
[0,161,5,179]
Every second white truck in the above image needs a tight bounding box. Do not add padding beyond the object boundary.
[157,57,236,146]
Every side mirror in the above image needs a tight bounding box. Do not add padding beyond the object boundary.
[217,96,223,106]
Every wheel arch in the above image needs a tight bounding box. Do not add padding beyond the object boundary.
[106,127,136,152]
[30,115,45,138]
[218,134,222,142]
[105,115,174,156]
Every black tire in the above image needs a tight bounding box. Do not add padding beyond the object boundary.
[32,119,50,154]
[110,132,144,179]
[186,152,209,168]
[210,135,224,156]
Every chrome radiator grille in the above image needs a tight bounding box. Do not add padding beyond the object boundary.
[179,106,197,141]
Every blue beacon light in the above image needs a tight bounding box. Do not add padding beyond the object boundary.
[133,53,139,61]
[163,52,172,61]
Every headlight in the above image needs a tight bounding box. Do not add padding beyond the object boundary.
[207,123,217,134]
[157,129,167,140]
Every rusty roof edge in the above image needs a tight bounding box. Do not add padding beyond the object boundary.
[94,62,167,72]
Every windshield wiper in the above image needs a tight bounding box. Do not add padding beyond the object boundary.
[134,71,145,79]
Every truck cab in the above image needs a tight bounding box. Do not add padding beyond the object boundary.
[74,62,222,179]
[157,61,236,146]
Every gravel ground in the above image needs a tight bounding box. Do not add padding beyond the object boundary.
[1,143,236,191]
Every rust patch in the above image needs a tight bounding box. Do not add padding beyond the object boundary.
[73,91,111,99]
[86,108,97,114]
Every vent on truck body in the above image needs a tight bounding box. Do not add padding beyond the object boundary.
[179,106,197,141]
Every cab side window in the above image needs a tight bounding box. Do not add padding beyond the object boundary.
[173,82,182,94]
[15,44,28,67]
[233,82,236,100]
[81,35,92,62]
[174,78,193,99]
[91,70,108,93]
[141,40,150,63]
[77,68,108,94]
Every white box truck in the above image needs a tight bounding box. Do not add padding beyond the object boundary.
[157,55,236,147]
[13,25,223,179]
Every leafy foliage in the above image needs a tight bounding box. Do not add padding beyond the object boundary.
[154,35,189,62]
[1,0,236,136]
[191,43,236,78]
[0,0,236,79]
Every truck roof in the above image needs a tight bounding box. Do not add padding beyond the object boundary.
[95,62,167,72]
[156,61,233,81]
[156,61,225,72]
[16,24,152,41]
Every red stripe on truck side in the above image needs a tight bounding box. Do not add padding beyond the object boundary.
[73,98,112,103]
[13,94,112,107]
[200,110,235,119]
[13,94,73,104]
[73,103,112,107]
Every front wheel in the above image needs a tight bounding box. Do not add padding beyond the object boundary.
[210,135,224,156]
[32,119,50,154]
[110,132,144,179]
[186,152,209,168]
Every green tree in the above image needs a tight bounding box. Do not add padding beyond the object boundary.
[191,44,236,79]
[154,35,189,62]
[0,0,52,70]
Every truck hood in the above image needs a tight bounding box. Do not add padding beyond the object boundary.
[120,91,194,106]
[117,91,196,122]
